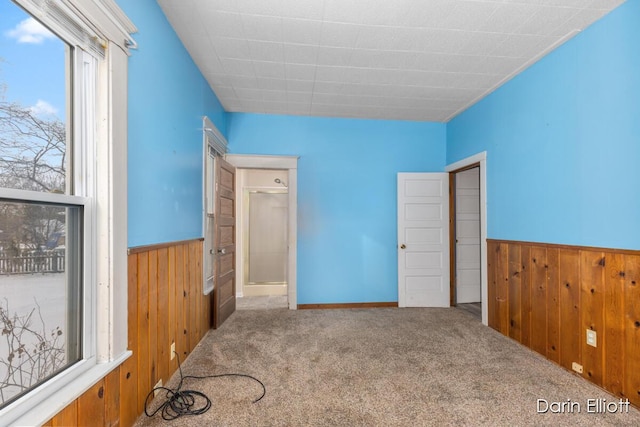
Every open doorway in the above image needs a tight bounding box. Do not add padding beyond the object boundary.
[240,169,288,301]
[450,165,481,319]
[225,154,298,310]
[446,152,487,325]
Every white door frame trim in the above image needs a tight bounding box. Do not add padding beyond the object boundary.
[225,154,299,310]
[446,151,488,325]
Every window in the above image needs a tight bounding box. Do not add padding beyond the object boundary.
[0,0,88,410]
[0,0,134,424]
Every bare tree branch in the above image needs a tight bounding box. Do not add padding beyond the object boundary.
[0,99,67,252]
[0,101,66,193]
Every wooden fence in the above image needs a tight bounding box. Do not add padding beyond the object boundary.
[0,251,65,274]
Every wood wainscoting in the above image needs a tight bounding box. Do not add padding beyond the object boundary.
[487,239,640,408]
[45,239,212,426]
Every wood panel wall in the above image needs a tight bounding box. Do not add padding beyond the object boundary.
[45,239,211,426]
[487,239,640,408]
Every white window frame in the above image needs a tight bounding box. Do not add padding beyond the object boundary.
[0,1,136,425]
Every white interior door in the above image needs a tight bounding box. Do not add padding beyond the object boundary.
[455,167,481,303]
[397,173,449,307]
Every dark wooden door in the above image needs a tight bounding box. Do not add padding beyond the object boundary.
[213,157,236,328]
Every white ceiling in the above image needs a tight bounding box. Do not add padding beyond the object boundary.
[157,0,625,122]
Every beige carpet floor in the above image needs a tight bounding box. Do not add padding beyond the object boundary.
[135,307,640,426]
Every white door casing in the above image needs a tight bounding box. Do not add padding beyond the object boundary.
[446,151,488,325]
[397,173,450,307]
[455,167,481,303]
[225,154,298,309]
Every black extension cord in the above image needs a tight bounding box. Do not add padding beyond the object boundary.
[144,353,266,421]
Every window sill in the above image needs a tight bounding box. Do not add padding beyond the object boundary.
[3,350,132,427]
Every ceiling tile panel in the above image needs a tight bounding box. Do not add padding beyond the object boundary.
[312,93,348,105]
[407,53,453,73]
[444,55,487,74]
[452,73,503,90]
[417,29,476,54]
[492,34,551,58]
[284,43,319,64]
[241,99,266,112]
[253,62,287,80]
[478,3,539,34]
[358,27,429,51]
[287,91,314,104]
[399,0,455,28]
[458,33,511,56]
[439,1,499,31]
[193,0,238,14]
[323,0,368,24]
[342,67,370,84]
[234,0,284,17]
[313,81,346,94]
[234,87,263,100]
[211,86,237,99]
[316,47,354,67]
[286,104,312,116]
[361,68,401,85]
[225,75,259,89]
[286,79,316,92]
[279,0,325,20]
[474,56,527,74]
[262,90,288,103]
[242,15,284,42]
[257,77,288,91]
[282,18,323,45]
[247,40,285,63]
[516,6,579,36]
[211,37,251,60]
[205,73,231,86]
[319,22,362,48]
[221,58,255,77]
[204,11,245,39]
[349,50,415,70]
[285,63,317,81]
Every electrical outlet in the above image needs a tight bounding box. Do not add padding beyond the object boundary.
[572,362,583,374]
[586,329,597,347]
[153,379,162,397]
[170,342,176,360]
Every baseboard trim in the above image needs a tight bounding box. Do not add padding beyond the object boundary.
[297,302,398,310]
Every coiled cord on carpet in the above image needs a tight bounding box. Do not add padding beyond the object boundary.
[144,353,266,421]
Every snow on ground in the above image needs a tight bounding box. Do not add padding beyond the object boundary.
[0,273,67,403]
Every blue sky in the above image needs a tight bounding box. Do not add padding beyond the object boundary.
[0,0,66,119]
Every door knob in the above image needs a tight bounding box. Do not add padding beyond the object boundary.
[217,248,226,254]
[400,244,406,249]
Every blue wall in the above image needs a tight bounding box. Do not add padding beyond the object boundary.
[118,0,227,247]
[118,0,637,304]
[228,114,446,304]
[447,0,640,250]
